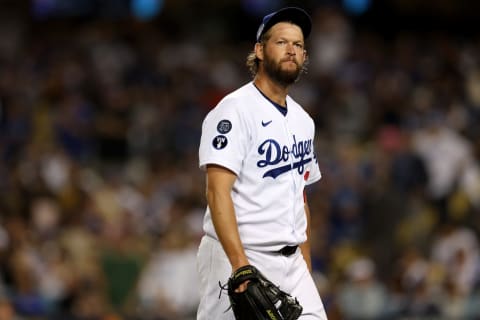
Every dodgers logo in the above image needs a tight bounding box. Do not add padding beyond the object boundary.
[257,135,314,179]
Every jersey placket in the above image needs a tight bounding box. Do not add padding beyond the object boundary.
[282,114,299,238]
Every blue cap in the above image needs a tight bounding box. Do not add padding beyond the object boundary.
[256,7,312,42]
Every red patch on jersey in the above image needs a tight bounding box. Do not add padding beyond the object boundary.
[304,171,310,181]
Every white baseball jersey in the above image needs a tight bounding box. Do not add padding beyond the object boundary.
[199,82,321,252]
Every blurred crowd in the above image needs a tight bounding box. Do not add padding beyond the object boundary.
[1,2,480,320]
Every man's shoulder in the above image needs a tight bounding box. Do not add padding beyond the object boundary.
[286,95,313,120]
[215,82,256,110]
[222,82,255,102]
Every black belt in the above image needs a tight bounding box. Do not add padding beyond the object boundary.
[278,245,298,257]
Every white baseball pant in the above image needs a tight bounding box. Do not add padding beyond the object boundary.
[196,235,328,319]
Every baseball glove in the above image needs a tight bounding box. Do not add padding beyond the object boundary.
[227,265,303,320]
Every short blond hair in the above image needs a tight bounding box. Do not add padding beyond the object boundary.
[246,31,271,78]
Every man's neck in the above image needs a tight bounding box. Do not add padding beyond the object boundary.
[253,76,289,107]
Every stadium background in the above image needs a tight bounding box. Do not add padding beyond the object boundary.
[1,0,480,319]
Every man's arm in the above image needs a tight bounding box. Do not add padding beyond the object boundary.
[299,190,313,272]
[206,164,250,273]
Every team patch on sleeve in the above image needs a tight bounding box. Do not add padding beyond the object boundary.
[212,135,228,149]
[217,120,232,134]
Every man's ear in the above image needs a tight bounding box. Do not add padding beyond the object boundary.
[254,42,264,61]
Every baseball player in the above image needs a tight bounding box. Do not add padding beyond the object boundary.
[197,7,328,320]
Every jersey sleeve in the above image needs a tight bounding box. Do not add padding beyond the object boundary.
[305,125,322,185]
[306,153,321,185]
[199,101,248,175]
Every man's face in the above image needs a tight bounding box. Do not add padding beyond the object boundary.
[261,22,306,86]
